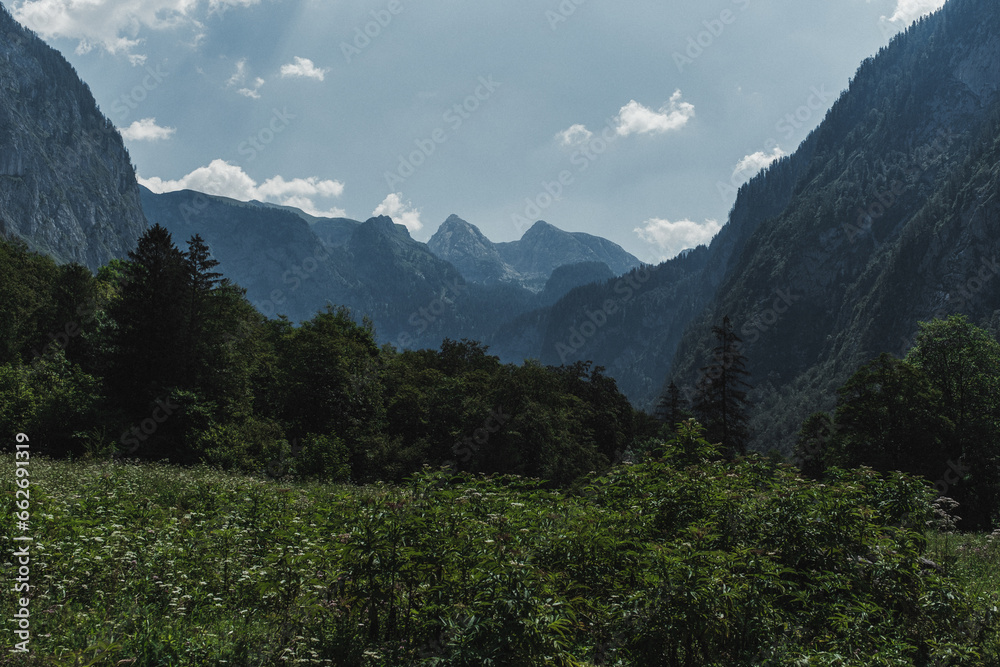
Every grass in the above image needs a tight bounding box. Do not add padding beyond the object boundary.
[1,454,998,666]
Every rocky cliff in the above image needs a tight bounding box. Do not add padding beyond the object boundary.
[0,3,147,270]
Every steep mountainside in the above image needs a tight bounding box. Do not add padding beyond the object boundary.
[493,0,1000,439]
[670,0,1000,452]
[427,214,516,285]
[0,3,147,270]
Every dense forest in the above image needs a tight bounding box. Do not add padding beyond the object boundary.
[0,226,656,487]
[2,224,998,532]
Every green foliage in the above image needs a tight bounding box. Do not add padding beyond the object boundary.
[830,353,951,475]
[0,351,102,457]
[3,454,997,666]
[831,318,1000,529]
[794,411,835,479]
[905,316,1000,528]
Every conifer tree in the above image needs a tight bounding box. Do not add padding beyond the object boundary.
[693,315,752,457]
[107,223,189,407]
[182,234,223,388]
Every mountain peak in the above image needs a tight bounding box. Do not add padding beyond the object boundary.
[523,220,559,238]
[362,215,411,237]
[443,213,471,227]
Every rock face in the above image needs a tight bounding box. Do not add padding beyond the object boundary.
[427,214,515,285]
[428,215,641,292]
[0,4,147,270]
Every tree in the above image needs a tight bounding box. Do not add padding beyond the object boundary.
[181,234,223,387]
[656,381,691,434]
[271,306,385,478]
[106,223,189,409]
[905,316,1000,528]
[829,353,950,478]
[693,316,752,457]
[793,412,835,479]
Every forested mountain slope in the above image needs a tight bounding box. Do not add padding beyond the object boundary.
[670,0,1000,452]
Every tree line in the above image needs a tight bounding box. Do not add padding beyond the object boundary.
[661,312,1000,530]
[0,225,656,486]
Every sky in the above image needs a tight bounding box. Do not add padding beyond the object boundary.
[9,0,947,263]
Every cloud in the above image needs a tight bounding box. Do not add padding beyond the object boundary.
[731,146,786,184]
[615,90,695,137]
[227,58,249,86]
[226,58,264,97]
[139,159,347,217]
[884,0,946,24]
[257,175,344,200]
[556,124,593,147]
[237,77,265,98]
[10,0,260,59]
[280,56,328,81]
[119,117,176,141]
[373,193,423,233]
[634,217,721,261]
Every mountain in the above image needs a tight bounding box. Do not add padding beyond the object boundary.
[536,261,615,307]
[503,0,1000,454]
[669,0,1000,452]
[0,3,147,271]
[140,186,540,348]
[497,220,642,288]
[427,214,516,285]
[428,216,641,292]
[246,199,361,247]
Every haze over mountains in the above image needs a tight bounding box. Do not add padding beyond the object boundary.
[2,0,998,456]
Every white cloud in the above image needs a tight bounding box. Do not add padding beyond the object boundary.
[119,117,176,142]
[139,159,347,217]
[373,193,423,233]
[237,77,265,99]
[731,146,786,184]
[10,0,260,59]
[556,124,593,147]
[257,175,345,200]
[226,59,264,98]
[634,217,721,261]
[227,58,248,86]
[280,56,328,81]
[885,0,946,24]
[614,90,695,137]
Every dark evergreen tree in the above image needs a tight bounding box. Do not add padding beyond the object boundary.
[794,412,835,480]
[106,223,189,409]
[693,316,752,458]
[182,234,223,388]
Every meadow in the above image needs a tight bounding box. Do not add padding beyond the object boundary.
[2,432,999,666]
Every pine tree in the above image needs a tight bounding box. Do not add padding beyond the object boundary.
[693,316,752,458]
[655,381,687,433]
[182,234,223,387]
[107,223,189,407]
